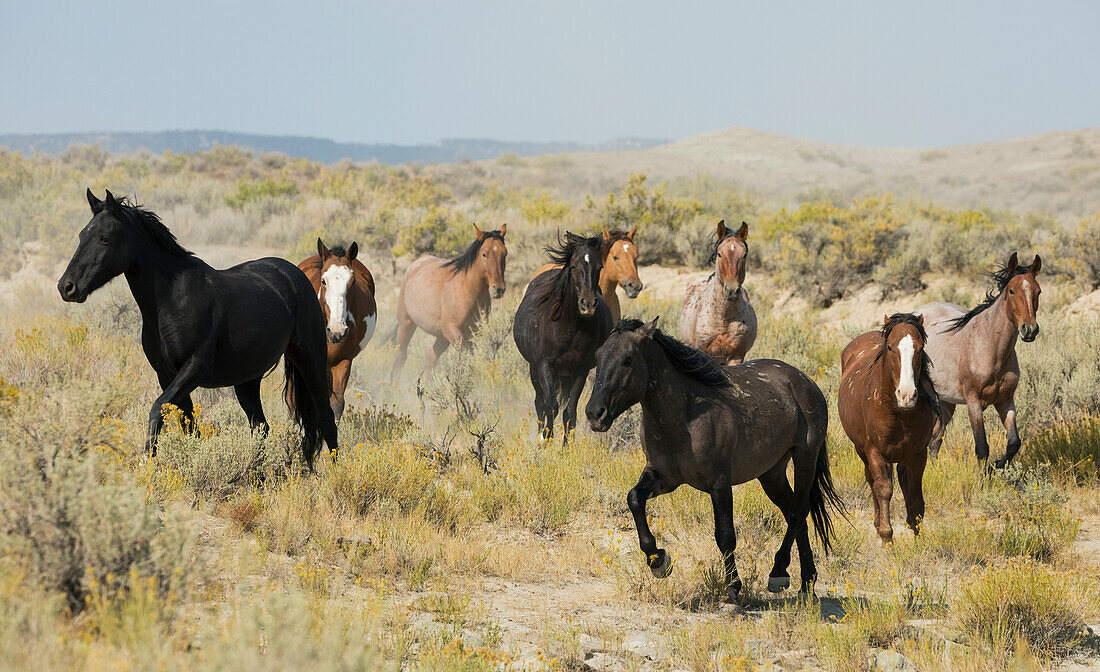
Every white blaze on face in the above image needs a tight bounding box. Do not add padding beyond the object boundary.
[321,265,353,337]
[896,334,917,408]
[584,253,590,263]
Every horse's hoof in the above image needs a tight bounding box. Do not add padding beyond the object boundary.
[767,575,790,593]
[648,551,672,578]
[993,457,1009,470]
[724,584,743,604]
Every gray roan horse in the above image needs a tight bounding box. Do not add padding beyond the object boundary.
[915,252,1041,468]
[585,318,842,603]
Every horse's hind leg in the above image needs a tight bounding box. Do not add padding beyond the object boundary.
[758,460,796,592]
[710,485,742,603]
[964,397,990,468]
[897,450,927,535]
[560,373,587,444]
[993,399,1020,469]
[533,362,558,440]
[627,468,678,578]
[391,302,416,379]
[927,403,955,460]
[234,376,269,436]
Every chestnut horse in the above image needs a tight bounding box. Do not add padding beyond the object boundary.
[393,224,507,379]
[530,226,643,322]
[298,239,378,424]
[915,253,1042,468]
[680,220,757,365]
[839,314,939,545]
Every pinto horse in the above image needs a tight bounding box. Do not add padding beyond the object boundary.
[530,226,643,322]
[586,318,841,603]
[392,224,507,379]
[298,239,378,424]
[915,253,1042,468]
[514,232,612,441]
[839,314,939,545]
[680,220,757,365]
[58,190,337,466]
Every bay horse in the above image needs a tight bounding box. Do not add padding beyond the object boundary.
[585,318,841,603]
[679,220,757,365]
[915,252,1042,469]
[58,190,337,467]
[392,224,507,379]
[530,226,643,322]
[298,239,378,424]
[514,232,612,441]
[839,314,939,545]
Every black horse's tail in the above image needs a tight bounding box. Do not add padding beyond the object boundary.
[808,442,846,555]
[285,357,324,468]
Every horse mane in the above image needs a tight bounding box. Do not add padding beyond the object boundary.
[616,318,732,389]
[945,260,1029,332]
[108,196,193,258]
[443,230,505,275]
[875,313,941,413]
[601,228,633,257]
[543,232,603,320]
[706,231,746,265]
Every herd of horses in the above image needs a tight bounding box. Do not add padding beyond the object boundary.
[58,190,1043,605]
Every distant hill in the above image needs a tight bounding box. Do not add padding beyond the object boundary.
[0,130,666,164]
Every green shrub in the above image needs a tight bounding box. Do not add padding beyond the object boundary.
[589,173,704,264]
[224,176,298,209]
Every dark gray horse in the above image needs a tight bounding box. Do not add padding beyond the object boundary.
[586,318,842,603]
[514,232,612,441]
[58,189,337,467]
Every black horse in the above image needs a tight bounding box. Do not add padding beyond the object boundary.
[58,189,337,466]
[585,318,843,603]
[514,232,613,441]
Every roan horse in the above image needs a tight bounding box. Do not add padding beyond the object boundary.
[530,226,643,322]
[58,190,337,466]
[514,232,613,441]
[839,314,939,545]
[298,239,378,424]
[680,220,757,365]
[392,224,507,379]
[585,318,841,603]
[915,253,1042,468]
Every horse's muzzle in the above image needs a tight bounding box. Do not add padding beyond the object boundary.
[586,405,611,432]
[1020,324,1039,342]
[58,279,86,303]
[327,329,348,344]
[490,284,506,299]
[622,281,643,299]
[723,284,741,301]
[578,297,597,316]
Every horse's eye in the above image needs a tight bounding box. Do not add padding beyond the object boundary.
[1008,289,1014,295]
[99,235,110,245]
[716,252,722,258]
[482,252,487,257]
[613,256,619,261]
[622,356,632,367]
[321,278,326,284]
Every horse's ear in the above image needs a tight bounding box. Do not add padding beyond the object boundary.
[317,238,330,260]
[737,221,749,240]
[104,189,118,209]
[1006,252,1018,273]
[473,223,485,241]
[640,316,660,338]
[602,226,612,243]
[716,220,727,239]
[87,188,104,214]
[628,225,637,241]
[499,223,507,238]
[917,314,925,326]
[347,242,359,262]
[883,314,891,326]
[1029,255,1042,275]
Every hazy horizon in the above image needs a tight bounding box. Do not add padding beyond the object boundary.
[3,1,1097,148]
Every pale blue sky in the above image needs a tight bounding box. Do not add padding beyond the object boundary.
[2,1,1097,147]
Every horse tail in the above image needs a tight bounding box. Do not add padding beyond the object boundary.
[284,356,324,468]
[808,440,846,555]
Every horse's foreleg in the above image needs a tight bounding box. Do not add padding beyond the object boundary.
[559,373,587,444]
[329,359,352,425]
[535,361,558,440]
[964,397,990,468]
[709,486,742,603]
[233,377,269,436]
[865,450,894,545]
[421,336,450,381]
[627,469,677,578]
[898,451,927,535]
[994,399,1020,469]
[927,402,956,460]
[147,348,214,456]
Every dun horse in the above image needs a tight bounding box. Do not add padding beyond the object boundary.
[392,224,507,378]
[531,226,643,322]
[839,314,939,544]
[58,190,337,466]
[586,318,841,603]
[298,239,378,424]
[514,232,612,441]
[680,220,757,365]
[915,253,1042,468]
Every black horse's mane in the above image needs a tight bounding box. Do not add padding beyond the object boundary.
[443,230,505,275]
[328,244,348,258]
[109,197,193,258]
[875,313,941,412]
[542,232,603,320]
[945,260,1029,332]
[616,318,732,389]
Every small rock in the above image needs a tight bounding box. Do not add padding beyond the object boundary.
[579,633,603,653]
[622,632,667,661]
[585,652,626,671]
[868,648,916,672]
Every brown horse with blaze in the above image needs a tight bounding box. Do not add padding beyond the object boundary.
[392,224,507,379]
[298,239,377,423]
[839,313,940,545]
[530,226,642,322]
